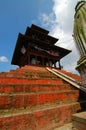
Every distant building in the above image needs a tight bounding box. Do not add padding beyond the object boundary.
[73,1,86,86]
[11,24,71,69]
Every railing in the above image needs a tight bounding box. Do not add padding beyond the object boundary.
[46,67,86,93]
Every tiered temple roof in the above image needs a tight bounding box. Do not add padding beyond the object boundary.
[11,24,71,68]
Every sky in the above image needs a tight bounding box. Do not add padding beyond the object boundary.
[0,0,84,74]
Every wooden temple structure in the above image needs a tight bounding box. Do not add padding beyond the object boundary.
[11,24,71,68]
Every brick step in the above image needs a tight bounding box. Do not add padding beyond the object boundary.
[0,83,74,94]
[10,66,52,72]
[1,72,57,79]
[0,90,79,110]
[0,78,63,84]
[0,71,58,79]
[16,65,49,72]
[0,102,83,130]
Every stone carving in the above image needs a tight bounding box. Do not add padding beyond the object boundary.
[73,1,86,85]
[73,1,86,56]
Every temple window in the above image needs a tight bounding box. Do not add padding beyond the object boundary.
[37,56,42,65]
[21,46,26,54]
[49,59,53,67]
[30,55,36,64]
[44,58,49,66]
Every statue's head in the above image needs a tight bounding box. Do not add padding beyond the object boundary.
[75,1,86,12]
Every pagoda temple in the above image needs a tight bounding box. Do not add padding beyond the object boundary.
[11,24,71,68]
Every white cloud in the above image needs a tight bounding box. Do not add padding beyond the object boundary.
[39,12,56,27]
[0,56,8,62]
[39,0,81,74]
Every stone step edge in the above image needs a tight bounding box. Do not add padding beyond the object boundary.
[0,101,83,118]
[72,111,86,123]
[0,82,68,86]
[54,122,73,130]
[0,89,78,95]
[0,75,58,79]
[9,74,57,79]
[0,78,63,83]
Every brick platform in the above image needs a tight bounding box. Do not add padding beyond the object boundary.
[0,65,86,130]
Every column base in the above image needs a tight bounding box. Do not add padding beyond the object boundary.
[76,55,86,86]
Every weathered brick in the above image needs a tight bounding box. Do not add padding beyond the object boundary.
[0,65,85,130]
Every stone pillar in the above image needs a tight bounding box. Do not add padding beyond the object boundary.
[73,1,86,86]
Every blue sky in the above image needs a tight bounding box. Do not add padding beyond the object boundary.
[0,0,82,73]
[0,0,53,72]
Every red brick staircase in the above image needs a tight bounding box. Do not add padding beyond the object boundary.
[0,65,86,130]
